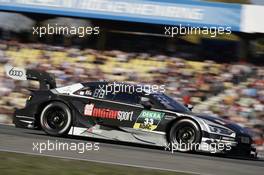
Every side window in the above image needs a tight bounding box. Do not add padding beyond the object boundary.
[148,95,164,108]
[112,92,139,104]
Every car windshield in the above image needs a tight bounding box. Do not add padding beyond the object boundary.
[151,93,191,113]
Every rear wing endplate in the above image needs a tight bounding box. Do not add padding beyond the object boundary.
[5,65,56,90]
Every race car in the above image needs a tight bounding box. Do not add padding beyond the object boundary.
[6,66,257,157]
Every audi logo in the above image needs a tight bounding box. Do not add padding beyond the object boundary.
[8,67,24,77]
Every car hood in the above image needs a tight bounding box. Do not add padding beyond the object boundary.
[193,113,250,136]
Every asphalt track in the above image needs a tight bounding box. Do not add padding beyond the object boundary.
[0,124,263,175]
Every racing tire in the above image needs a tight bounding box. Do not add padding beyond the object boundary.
[40,102,72,136]
[169,119,201,152]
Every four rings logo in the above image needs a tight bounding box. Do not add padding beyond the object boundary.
[4,65,27,80]
[9,67,24,77]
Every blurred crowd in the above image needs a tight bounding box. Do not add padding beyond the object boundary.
[0,39,263,150]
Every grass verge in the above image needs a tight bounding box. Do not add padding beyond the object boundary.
[0,151,194,175]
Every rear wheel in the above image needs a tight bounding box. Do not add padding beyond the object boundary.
[169,119,201,152]
[40,102,72,136]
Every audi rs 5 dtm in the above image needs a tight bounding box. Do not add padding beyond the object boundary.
[5,66,257,158]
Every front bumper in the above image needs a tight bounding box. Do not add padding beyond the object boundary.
[199,131,257,158]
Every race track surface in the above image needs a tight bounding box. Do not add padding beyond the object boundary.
[0,124,263,175]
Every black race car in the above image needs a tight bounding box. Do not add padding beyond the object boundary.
[6,66,257,157]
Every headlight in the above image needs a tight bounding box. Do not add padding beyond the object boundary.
[209,125,234,136]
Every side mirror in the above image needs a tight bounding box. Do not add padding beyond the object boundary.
[140,97,152,109]
[185,104,193,111]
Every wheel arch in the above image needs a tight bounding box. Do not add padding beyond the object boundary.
[35,99,75,127]
[165,116,202,143]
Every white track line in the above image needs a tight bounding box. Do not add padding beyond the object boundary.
[0,149,205,175]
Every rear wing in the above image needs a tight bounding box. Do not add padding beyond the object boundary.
[5,65,56,90]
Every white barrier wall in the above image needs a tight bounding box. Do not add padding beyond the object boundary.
[241,5,264,33]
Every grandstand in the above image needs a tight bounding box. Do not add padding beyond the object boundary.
[0,40,263,150]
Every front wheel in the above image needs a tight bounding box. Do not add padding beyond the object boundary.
[40,102,72,136]
[169,119,201,152]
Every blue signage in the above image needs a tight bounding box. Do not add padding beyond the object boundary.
[0,0,242,31]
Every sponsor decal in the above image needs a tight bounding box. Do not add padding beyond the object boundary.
[133,110,165,131]
[9,67,23,76]
[84,104,133,121]
[4,65,27,80]
[117,111,133,121]
[84,104,94,116]
[79,90,92,96]
[92,108,118,119]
